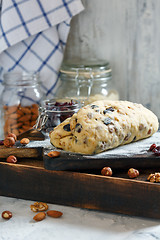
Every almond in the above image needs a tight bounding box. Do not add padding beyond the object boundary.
[33,212,46,221]
[11,122,23,129]
[47,210,63,218]
[18,115,31,122]
[22,125,31,130]
[6,106,18,114]
[30,120,36,126]
[20,107,31,114]
[31,114,38,121]
[9,113,20,119]
[11,129,20,136]
[47,151,60,158]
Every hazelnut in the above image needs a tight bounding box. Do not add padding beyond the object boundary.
[7,133,17,141]
[2,210,12,220]
[101,167,112,176]
[47,151,60,158]
[20,138,30,145]
[33,212,46,221]
[3,137,15,147]
[128,168,139,178]
[6,155,17,164]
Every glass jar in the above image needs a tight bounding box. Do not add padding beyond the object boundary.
[0,71,43,138]
[55,60,119,106]
[36,98,81,135]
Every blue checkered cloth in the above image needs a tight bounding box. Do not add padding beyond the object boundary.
[0,0,84,98]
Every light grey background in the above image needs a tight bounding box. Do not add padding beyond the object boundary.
[64,0,160,118]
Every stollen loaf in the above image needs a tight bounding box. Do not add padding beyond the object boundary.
[49,100,159,155]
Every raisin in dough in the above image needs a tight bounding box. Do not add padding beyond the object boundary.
[49,100,159,155]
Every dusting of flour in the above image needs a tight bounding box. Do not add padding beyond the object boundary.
[26,132,160,158]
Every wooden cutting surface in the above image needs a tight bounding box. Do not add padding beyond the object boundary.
[0,159,159,219]
[0,132,160,219]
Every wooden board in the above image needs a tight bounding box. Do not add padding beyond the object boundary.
[0,160,160,219]
[0,143,44,160]
[44,151,160,171]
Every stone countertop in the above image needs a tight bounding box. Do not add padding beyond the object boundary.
[0,196,159,240]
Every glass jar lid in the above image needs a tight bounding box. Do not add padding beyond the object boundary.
[3,71,40,86]
[60,60,112,81]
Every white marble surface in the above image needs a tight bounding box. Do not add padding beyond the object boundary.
[0,196,160,240]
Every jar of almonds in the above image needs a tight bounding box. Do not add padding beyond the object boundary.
[0,71,43,138]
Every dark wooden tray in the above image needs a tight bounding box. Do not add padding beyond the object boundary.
[0,159,160,219]
[44,151,160,171]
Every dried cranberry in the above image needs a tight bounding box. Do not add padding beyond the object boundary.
[54,102,60,106]
[152,148,157,153]
[155,146,160,151]
[154,150,160,156]
[60,113,72,122]
[0,140,4,145]
[54,100,75,107]
[103,118,112,125]
[149,144,156,151]
[63,124,71,132]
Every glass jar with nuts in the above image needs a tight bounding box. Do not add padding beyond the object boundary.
[0,71,43,139]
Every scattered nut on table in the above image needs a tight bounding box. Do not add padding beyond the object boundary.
[47,210,63,218]
[33,212,46,222]
[20,138,30,145]
[47,151,60,158]
[128,168,139,178]
[30,202,48,212]
[6,155,17,164]
[101,167,112,176]
[1,210,12,220]
[147,172,160,183]
[3,136,15,147]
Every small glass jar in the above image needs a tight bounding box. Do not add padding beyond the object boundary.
[55,60,119,105]
[36,98,81,134]
[0,71,43,138]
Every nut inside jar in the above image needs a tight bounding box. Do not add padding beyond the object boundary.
[3,104,39,137]
[37,98,81,134]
